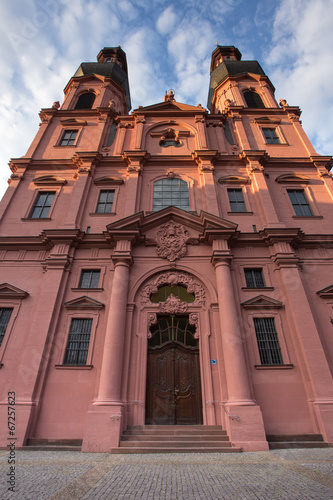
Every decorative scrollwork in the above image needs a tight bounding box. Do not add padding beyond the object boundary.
[155,221,188,261]
[159,294,188,314]
[141,271,205,306]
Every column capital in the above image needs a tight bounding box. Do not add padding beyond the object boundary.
[122,150,150,173]
[239,150,270,167]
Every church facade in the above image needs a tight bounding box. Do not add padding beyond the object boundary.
[0,46,332,452]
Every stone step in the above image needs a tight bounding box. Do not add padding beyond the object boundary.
[269,441,329,449]
[122,434,230,442]
[123,429,228,437]
[267,434,325,442]
[21,445,82,451]
[120,440,232,448]
[110,447,242,454]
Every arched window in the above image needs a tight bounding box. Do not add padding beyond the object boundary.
[74,92,96,110]
[243,91,265,108]
[153,178,190,211]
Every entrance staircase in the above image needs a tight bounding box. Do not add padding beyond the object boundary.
[109,425,242,453]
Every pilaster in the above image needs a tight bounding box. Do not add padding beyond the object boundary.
[192,150,219,216]
[122,151,150,216]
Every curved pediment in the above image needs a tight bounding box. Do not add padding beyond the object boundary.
[218,175,250,184]
[94,176,124,185]
[275,173,310,184]
[33,175,67,186]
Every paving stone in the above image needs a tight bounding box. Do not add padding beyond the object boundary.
[0,449,332,499]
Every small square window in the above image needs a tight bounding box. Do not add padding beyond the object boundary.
[262,128,281,144]
[244,269,265,288]
[96,190,115,213]
[227,188,247,212]
[29,192,55,218]
[60,130,78,146]
[79,270,100,289]
[0,308,13,347]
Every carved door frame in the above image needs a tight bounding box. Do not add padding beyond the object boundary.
[130,270,217,427]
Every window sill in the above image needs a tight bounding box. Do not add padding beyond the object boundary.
[242,287,274,291]
[53,145,77,148]
[227,211,253,215]
[55,365,93,370]
[71,288,104,292]
[21,217,51,221]
[89,212,116,216]
[255,364,293,370]
[292,215,323,219]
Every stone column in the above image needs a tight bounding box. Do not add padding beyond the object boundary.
[241,151,285,229]
[192,150,219,216]
[82,240,133,452]
[122,151,150,216]
[211,240,268,451]
[195,115,208,149]
[269,240,333,443]
[134,116,145,149]
[232,111,251,150]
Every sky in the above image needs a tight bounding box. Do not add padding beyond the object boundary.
[0,0,333,201]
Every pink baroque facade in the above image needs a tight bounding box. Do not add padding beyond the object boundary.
[0,46,332,453]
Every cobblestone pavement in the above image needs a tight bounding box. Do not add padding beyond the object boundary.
[1,448,333,499]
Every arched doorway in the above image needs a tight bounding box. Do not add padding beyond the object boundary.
[146,314,203,425]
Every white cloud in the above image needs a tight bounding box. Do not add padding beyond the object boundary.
[265,0,333,156]
[156,6,177,35]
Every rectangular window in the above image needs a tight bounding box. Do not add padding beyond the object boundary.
[79,270,100,289]
[287,189,313,216]
[228,188,246,212]
[64,318,93,365]
[254,318,283,365]
[0,308,13,347]
[262,128,281,144]
[29,192,55,218]
[60,130,78,146]
[245,269,265,288]
[96,190,115,213]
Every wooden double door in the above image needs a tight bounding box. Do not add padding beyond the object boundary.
[146,315,203,425]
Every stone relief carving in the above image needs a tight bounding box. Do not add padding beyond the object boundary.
[189,313,200,339]
[155,221,188,261]
[159,294,188,314]
[147,312,157,338]
[141,271,205,306]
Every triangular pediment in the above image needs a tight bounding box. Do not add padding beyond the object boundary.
[241,295,283,309]
[0,283,28,299]
[64,296,104,309]
[104,207,239,245]
[317,284,333,298]
[134,100,206,113]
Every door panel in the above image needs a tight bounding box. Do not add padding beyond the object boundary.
[146,341,202,425]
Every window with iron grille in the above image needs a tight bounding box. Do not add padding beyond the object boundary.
[244,269,265,288]
[227,188,247,212]
[79,270,100,289]
[29,192,55,218]
[262,128,281,144]
[153,178,190,211]
[60,130,78,146]
[0,308,13,347]
[96,190,115,213]
[64,318,92,365]
[254,317,283,365]
[287,189,313,216]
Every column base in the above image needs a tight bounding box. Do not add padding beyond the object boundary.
[224,404,269,451]
[82,404,124,452]
[312,400,333,443]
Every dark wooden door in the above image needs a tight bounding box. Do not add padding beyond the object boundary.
[146,341,203,425]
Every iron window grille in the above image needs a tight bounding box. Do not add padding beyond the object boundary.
[244,269,265,288]
[0,308,13,347]
[64,318,93,365]
[29,192,55,218]
[227,188,247,212]
[60,130,78,146]
[96,190,115,213]
[79,270,100,289]
[153,178,190,211]
[262,128,281,144]
[254,317,283,365]
[287,189,313,216]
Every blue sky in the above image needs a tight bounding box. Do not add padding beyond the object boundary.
[1,0,333,200]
